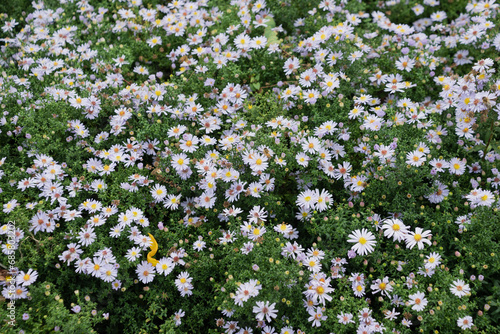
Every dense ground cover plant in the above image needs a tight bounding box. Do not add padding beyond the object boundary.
[0,0,500,332]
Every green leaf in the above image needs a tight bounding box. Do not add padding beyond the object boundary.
[264,17,281,46]
[251,82,261,91]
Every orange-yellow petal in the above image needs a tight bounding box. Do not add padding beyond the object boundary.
[147,233,159,266]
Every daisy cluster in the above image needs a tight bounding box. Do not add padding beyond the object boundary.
[0,0,499,332]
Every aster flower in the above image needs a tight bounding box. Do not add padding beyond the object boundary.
[426,181,449,204]
[474,189,496,207]
[156,257,175,276]
[174,309,185,326]
[136,261,156,284]
[164,194,182,210]
[283,57,299,75]
[384,308,400,320]
[352,282,366,297]
[450,279,471,298]
[296,189,317,210]
[408,291,428,311]
[449,157,466,175]
[406,150,426,167]
[248,225,266,241]
[405,227,432,250]
[192,238,206,252]
[146,36,162,47]
[308,307,327,327]
[370,276,393,297]
[381,218,408,242]
[234,280,262,306]
[3,199,19,214]
[151,184,167,203]
[337,312,355,325]
[396,55,415,72]
[100,264,118,283]
[304,278,334,305]
[16,269,38,287]
[252,301,278,323]
[457,316,474,330]
[347,229,377,256]
[304,257,322,273]
[175,271,193,290]
[77,226,96,247]
[425,252,442,270]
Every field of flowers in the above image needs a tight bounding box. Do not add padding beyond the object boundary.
[0,0,500,333]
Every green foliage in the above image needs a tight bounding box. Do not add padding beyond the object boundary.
[0,0,500,333]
